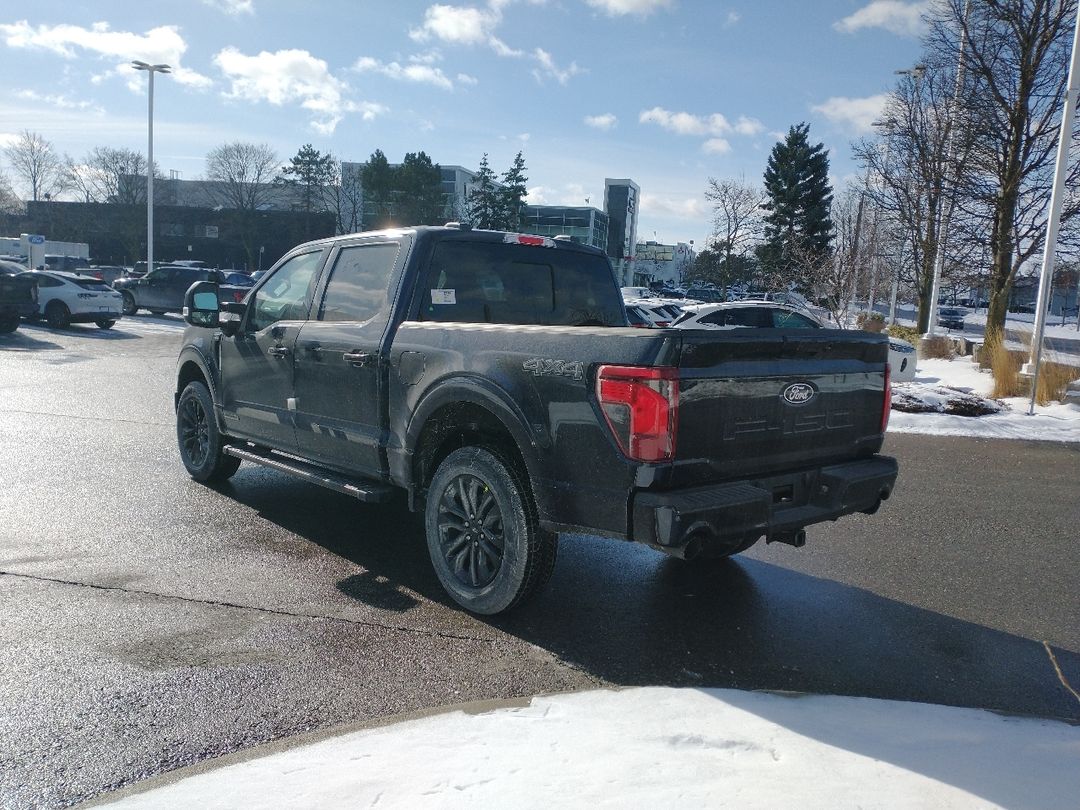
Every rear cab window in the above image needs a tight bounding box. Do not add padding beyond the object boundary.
[71,278,113,292]
[417,239,624,327]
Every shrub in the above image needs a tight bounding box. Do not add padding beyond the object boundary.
[986,332,1026,398]
[886,324,919,344]
[856,310,885,332]
[1036,361,1080,406]
[920,335,954,360]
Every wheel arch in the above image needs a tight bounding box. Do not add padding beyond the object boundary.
[404,379,541,512]
[174,347,218,411]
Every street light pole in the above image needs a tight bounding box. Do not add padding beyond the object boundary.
[1022,9,1080,413]
[131,60,170,276]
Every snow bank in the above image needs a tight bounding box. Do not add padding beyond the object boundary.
[99,687,1080,810]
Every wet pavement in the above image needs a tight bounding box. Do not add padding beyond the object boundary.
[1,316,1078,808]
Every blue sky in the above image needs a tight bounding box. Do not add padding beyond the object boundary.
[0,0,927,248]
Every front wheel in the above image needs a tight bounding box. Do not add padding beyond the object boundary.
[425,447,557,615]
[176,381,241,483]
[121,292,137,316]
[0,313,18,333]
[96,319,115,330]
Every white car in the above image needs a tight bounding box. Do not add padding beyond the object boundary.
[625,298,681,327]
[672,301,917,381]
[21,270,124,329]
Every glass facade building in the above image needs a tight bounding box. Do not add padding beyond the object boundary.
[521,205,609,251]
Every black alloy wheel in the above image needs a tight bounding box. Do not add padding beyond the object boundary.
[96,319,115,329]
[176,381,241,482]
[437,473,506,590]
[45,301,70,329]
[121,292,137,315]
[425,446,557,615]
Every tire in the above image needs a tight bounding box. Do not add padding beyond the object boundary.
[121,292,137,316]
[45,300,70,329]
[176,381,241,483]
[149,309,167,316]
[0,313,18,333]
[425,446,557,615]
[95,319,115,330]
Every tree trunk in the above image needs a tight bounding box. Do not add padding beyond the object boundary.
[984,190,1018,338]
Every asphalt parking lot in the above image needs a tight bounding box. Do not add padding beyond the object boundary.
[1,315,1078,809]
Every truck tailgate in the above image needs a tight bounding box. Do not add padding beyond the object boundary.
[673,329,889,486]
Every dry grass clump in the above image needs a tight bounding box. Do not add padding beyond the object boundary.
[920,335,954,360]
[984,328,1079,404]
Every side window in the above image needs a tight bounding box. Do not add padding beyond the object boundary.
[700,308,768,327]
[318,243,399,323]
[772,310,820,329]
[248,251,323,332]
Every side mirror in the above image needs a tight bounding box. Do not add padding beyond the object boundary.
[220,301,247,337]
[182,281,220,328]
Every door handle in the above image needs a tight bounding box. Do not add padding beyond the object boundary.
[342,350,372,367]
[267,345,290,358]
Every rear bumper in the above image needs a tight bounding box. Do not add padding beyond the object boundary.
[630,455,898,553]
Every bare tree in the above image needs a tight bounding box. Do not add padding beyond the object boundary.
[65,146,155,204]
[204,142,281,269]
[800,184,864,326]
[929,0,1080,337]
[0,170,22,214]
[324,159,364,235]
[4,130,66,202]
[704,176,764,291]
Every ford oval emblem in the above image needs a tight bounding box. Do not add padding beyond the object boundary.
[781,382,816,405]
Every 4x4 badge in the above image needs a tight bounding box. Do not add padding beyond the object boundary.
[781,382,815,405]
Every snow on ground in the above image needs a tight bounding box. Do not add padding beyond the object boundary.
[888,357,1080,442]
[99,687,1080,810]
[964,309,1080,341]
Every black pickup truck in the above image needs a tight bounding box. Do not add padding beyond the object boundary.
[0,259,38,333]
[175,226,897,614]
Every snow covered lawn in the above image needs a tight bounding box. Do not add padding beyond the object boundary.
[888,357,1080,442]
[99,687,1080,810]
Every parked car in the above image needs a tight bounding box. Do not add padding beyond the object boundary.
[625,299,680,327]
[175,225,897,615]
[19,270,123,329]
[674,302,917,381]
[620,286,656,300]
[0,259,38,333]
[114,265,249,315]
[222,272,256,287]
[937,307,966,330]
[87,265,127,286]
[684,286,724,303]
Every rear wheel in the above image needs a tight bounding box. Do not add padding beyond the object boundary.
[121,292,137,315]
[0,313,19,333]
[95,319,115,330]
[176,381,241,483]
[45,301,70,329]
[425,447,557,615]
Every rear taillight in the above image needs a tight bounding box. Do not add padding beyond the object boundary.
[233,290,245,303]
[881,362,891,434]
[654,321,670,328]
[596,365,679,462]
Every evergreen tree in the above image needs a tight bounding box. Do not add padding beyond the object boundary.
[361,148,396,228]
[396,151,445,226]
[278,144,336,238]
[759,123,834,282]
[464,153,501,229]
[499,151,528,230]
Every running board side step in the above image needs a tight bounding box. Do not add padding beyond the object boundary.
[223,445,396,503]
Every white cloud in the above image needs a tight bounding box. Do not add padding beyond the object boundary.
[811,94,889,133]
[0,21,212,89]
[214,47,379,134]
[456,72,479,85]
[584,0,675,17]
[202,0,255,15]
[639,107,730,136]
[14,90,103,114]
[734,115,764,136]
[410,4,501,45]
[526,182,593,207]
[353,56,455,90]
[725,10,741,27]
[833,1,928,37]
[702,138,731,154]
[585,113,617,130]
[531,47,582,84]
[639,192,706,219]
